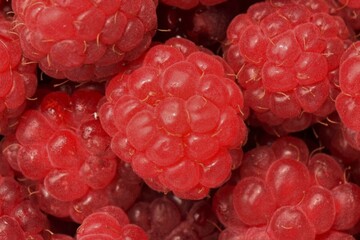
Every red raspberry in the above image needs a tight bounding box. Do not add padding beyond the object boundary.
[0,175,49,240]
[127,187,220,239]
[12,0,158,82]
[213,136,360,239]
[8,86,141,223]
[224,0,351,135]
[160,0,227,10]
[76,205,148,240]
[335,42,360,134]
[315,112,360,165]
[0,15,37,135]
[99,37,247,200]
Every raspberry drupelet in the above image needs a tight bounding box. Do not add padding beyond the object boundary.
[99,37,247,200]
[0,14,37,136]
[224,0,352,135]
[127,186,220,239]
[76,206,148,240]
[11,0,158,82]
[213,136,360,240]
[0,168,49,240]
[335,41,360,150]
[7,86,142,223]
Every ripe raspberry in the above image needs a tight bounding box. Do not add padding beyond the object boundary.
[0,175,49,239]
[127,186,220,239]
[224,0,352,135]
[213,136,360,239]
[99,37,247,200]
[76,205,148,240]
[160,0,227,10]
[33,160,143,223]
[12,0,158,82]
[0,15,37,135]
[7,86,143,224]
[335,42,360,138]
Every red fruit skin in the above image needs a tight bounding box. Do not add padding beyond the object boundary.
[0,216,26,240]
[76,206,148,239]
[0,15,37,136]
[8,86,144,225]
[267,206,316,240]
[224,0,352,135]
[215,135,360,238]
[12,0,157,82]
[317,230,356,240]
[99,37,247,200]
[332,183,360,230]
[232,177,276,226]
[128,188,220,239]
[0,174,50,238]
[14,88,114,202]
[335,41,360,149]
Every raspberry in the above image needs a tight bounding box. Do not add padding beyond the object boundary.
[0,175,49,239]
[31,160,143,223]
[213,136,360,239]
[5,86,141,224]
[224,0,352,135]
[315,112,360,167]
[76,206,148,240]
[0,15,37,135]
[160,0,227,10]
[99,37,247,199]
[12,0,158,82]
[127,186,220,239]
[335,42,360,134]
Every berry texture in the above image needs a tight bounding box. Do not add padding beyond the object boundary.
[99,37,247,200]
[335,42,360,146]
[160,0,227,10]
[0,175,49,240]
[127,187,220,239]
[76,206,148,240]
[12,0,158,82]
[224,0,351,135]
[315,112,360,165]
[213,136,360,239]
[0,15,37,135]
[8,86,142,223]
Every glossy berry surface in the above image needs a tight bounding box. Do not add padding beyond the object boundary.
[76,206,148,240]
[224,0,351,135]
[127,186,220,239]
[0,0,360,239]
[0,14,37,135]
[99,37,247,199]
[213,136,360,239]
[12,0,158,82]
[6,86,141,224]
